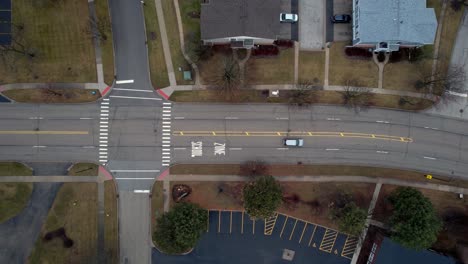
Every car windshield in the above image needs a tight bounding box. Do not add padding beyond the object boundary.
[281,14,287,20]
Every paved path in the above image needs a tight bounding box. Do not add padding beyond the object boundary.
[324,44,330,88]
[164,175,468,194]
[294,42,299,84]
[0,183,62,264]
[88,0,107,89]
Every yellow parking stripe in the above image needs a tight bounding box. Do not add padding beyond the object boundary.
[241,211,244,234]
[299,223,307,243]
[0,130,89,135]
[308,225,317,247]
[289,219,298,240]
[230,211,232,234]
[218,210,221,233]
[207,210,210,232]
[252,218,255,234]
[319,229,338,253]
[280,216,288,238]
[341,236,359,259]
[173,131,412,142]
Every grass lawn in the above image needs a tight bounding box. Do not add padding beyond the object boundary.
[170,164,466,187]
[328,42,378,87]
[68,163,98,176]
[245,49,295,85]
[144,0,170,88]
[298,51,325,85]
[95,0,115,86]
[373,185,468,256]
[198,51,231,85]
[0,162,32,176]
[169,181,374,230]
[0,0,96,84]
[29,183,98,264]
[3,88,101,103]
[161,0,193,85]
[104,180,118,264]
[151,181,164,233]
[169,90,433,110]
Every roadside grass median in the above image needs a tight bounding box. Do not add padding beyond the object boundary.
[3,88,101,103]
[104,180,118,263]
[95,0,115,86]
[0,0,96,84]
[28,183,98,264]
[246,49,295,85]
[144,0,170,88]
[68,163,99,176]
[298,51,325,86]
[0,162,33,223]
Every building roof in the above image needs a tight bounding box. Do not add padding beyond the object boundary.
[355,0,437,44]
[201,0,282,40]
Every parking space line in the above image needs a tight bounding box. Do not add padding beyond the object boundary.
[341,236,358,259]
[252,218,255,235]
[299,223,307,243]
[241,211,244,234]
[280,216,288,238]
[207,210,210,232]
[230,211,232,234]
[218,210,221,233]
[319,229,338,253]
[289,219,298,240]
[308,225,317,247]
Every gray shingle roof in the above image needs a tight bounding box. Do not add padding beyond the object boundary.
[356,0,437,44]
[201,0,282,40]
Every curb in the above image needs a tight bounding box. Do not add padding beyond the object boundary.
[157,89,170,100]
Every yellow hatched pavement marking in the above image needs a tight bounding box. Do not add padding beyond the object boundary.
[319,229,338,253]
[341,236,359,259]
[264,213,278,235]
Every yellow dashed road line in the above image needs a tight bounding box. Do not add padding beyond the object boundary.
[173,131,412,142]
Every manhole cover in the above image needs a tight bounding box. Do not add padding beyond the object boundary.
[282,249,295,261]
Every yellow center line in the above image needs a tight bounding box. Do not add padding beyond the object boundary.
[0,130,89,135]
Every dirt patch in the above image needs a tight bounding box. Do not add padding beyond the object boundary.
[172,184,192,202]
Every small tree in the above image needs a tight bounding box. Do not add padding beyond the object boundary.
[153,202,207,254]
[289,81,321,108]
[211,56,240,99]
[388,187,442,250]
[243,175,282,219]
[340,79,373,112]
[331,202,367,236]
[415,66,465,94]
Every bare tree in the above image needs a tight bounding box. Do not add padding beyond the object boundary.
[288,81,322,108]
[0,23,36,59]
[340,79,373,112]
[415,66,466,94]
[211,56,240,99]
[83,16,111,42]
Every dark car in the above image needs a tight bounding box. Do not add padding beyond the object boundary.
[331,14,351,23]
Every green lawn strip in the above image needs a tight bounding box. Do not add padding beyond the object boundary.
[28,183,98,264]
[246,49,295,84]
[161,0,193,85]
[298,51,325,85]
[0,0,96,84]
[95,0,115,86]
[144,0,170,88]
[170,164,466,187]
[104,180,118,263]
[68,163,99,176]
[0,183,33,223]
[3,88,101,103]
[151,181,164,235]
[0,162,33,176]
[169,90,433,110]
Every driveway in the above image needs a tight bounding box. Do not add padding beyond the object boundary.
[299,0,325,50]
[152,211,355,263]
[0,182,61,263]
[332,0,353,41]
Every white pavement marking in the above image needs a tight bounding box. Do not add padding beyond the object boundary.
[29,117,43,120]
[116,178,154,180]
[424,126,439,130]
[115,79,134,84]
[225,117,239,120]
[111,170,160,172]
[100,144,108,147]
[100,121,109,124]
[174,117,184,119]
[162,141,171,144]
[163,106,171,109]
[99,160,108,163]
[80,117,93,120]
[163,110,171,113]
[174,147,186,150]
[83,146,95,148]
[162,129,171,132]
[100,113,109,117]
[162,148,171,151]
[162,137,171,140]
[103,98,109,101]
[162,133,171,135]
[423,156,437,160]
[276,148,288,150]
[163,122,171,124]
[163,102,172,105]
[101,101,109,105]
[100,156,108,159]
[99,137,108,140]
[326,118,341,121]
[99,148,108,151]
[99,141,108,144]
[113,88,152,92]
[101,106,109,109]
[32,146,46,148]
[101,110,109,113]
[229,148,242,150]
[162,114,171,116]
[376,120,390,124]
[163,125,171,128]
[162,117,171,120]
[133,190,151,193]
[275,117,289,120]
[100,125,108,128]
[376,151,389,154]
[100,129,108,132]
[326,148,340,151]
[109,95,161,100]
[162,145,170,147]
[99,152,107,155]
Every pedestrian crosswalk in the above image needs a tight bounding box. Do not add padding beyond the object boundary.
[99,98,110,164]
[162,102,172,167]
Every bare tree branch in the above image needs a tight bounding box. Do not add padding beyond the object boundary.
[340,79,373,112]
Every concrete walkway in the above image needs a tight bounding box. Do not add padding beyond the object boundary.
[87,0,107,90]
[163,174,468,194]
[373,52,390,89]
[324,44,330,88]
[294,42,299,84]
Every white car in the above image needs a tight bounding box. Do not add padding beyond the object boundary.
[283,138,304,147]
[280,13,298,23]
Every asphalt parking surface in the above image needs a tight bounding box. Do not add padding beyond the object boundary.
[152,210,356,264]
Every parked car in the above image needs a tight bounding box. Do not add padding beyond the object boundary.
[280,13,298,23]
[283,138,304,147]
[331,14,351,23]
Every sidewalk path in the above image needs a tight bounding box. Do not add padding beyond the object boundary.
[164,174,468,194]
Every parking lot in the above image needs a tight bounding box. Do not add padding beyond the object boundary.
[153,210,357,263]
